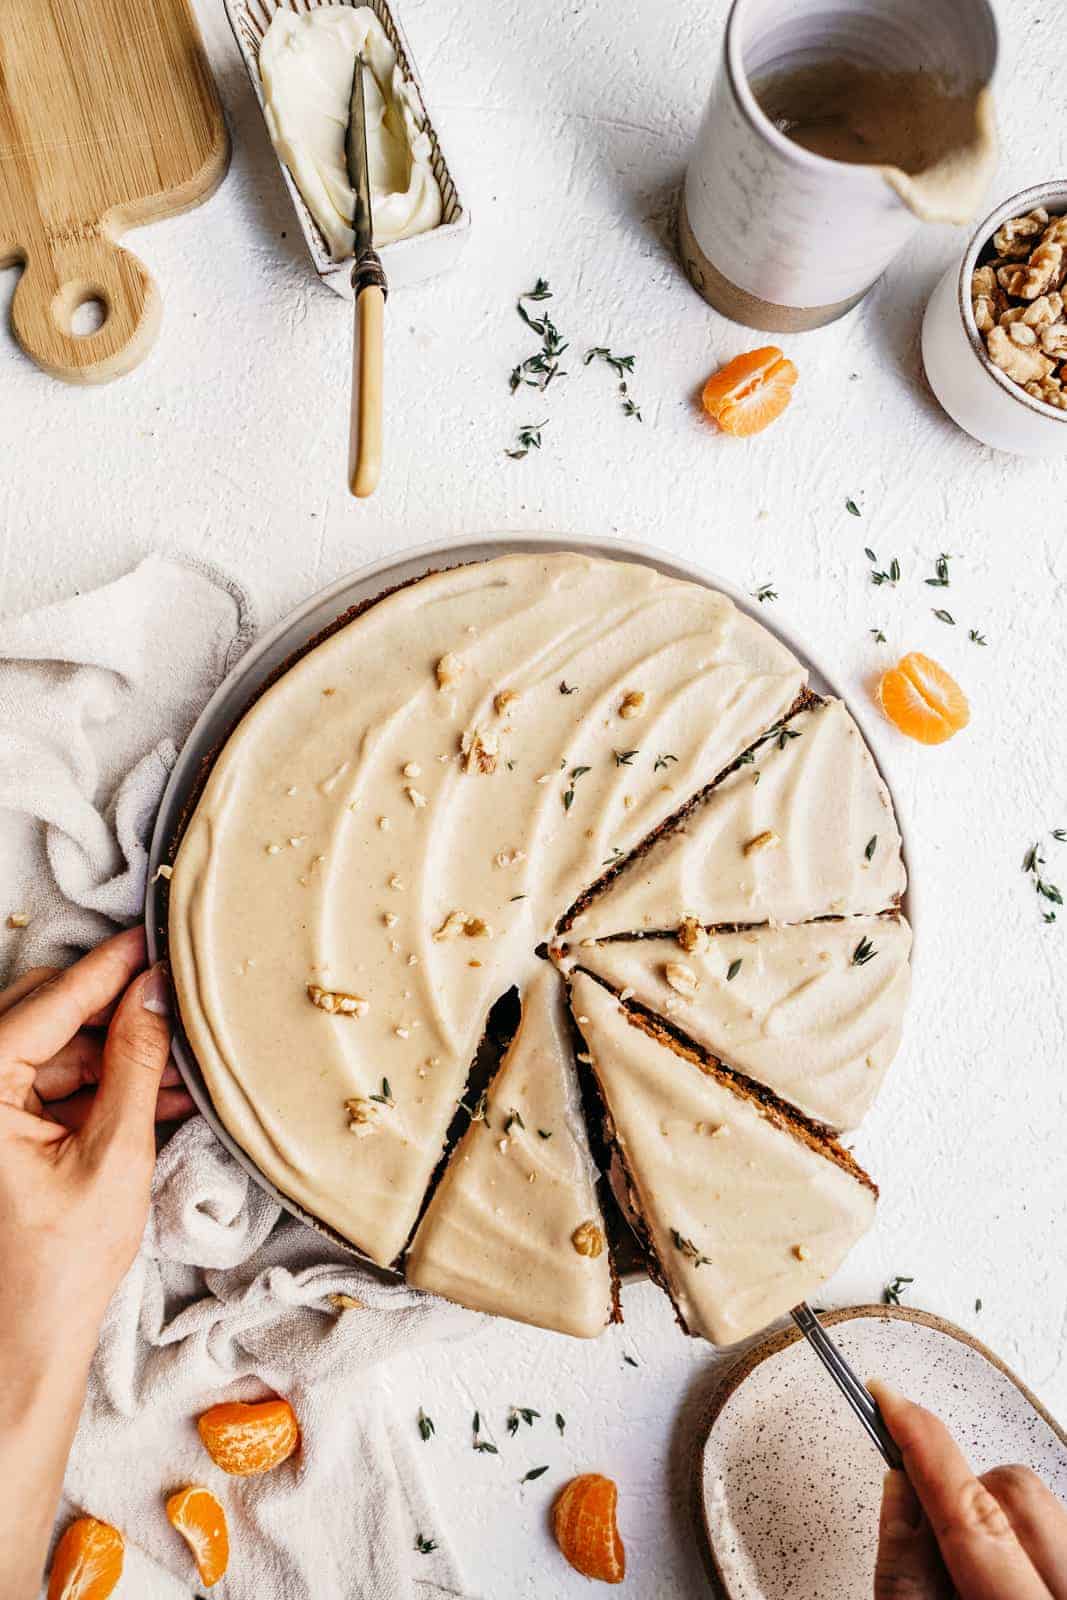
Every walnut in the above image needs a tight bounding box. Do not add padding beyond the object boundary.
[6,912,30,928]
[985,324,1054,385]
[664,960,699,998]
[1008,322,1039,348]
[1022,293,1063,328]
[992,208,1048,259]
[973,295,998,333]
[571,1220,605,1258]
[405,786,428,808]
[329,1293,365,1310]
[308,984,369,1017]
[460,726,499,774]
[618,690,645,719]
[744,829,781,857]
[998,242,1065,300]
[1040,323,1067,358]
[792,1244,811,1262]
[677,916,709,954]
[402,761,421,778]
[344,1096,381,1135]
[971,264,999,299]
[1042,215,1067,248]
[1024,374,1067,410]
[433,910,493,941]
[435,652,463,690]
[493,689,519,716]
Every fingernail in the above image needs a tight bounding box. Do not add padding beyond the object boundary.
[141,963,172,1017]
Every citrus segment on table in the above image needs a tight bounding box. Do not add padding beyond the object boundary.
[876,651,970,744]
[701,347,798,436]
[553,1473,626,1583]
[166,1484,230,1587]
[197,1397,300,1476]
[47,1516,124,1600]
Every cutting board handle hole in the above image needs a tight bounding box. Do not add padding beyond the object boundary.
[52,282,110,340]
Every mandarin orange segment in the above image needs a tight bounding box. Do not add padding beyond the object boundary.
[197,1396,300,1476]
[701,346,798,436]
[47,1516,124,1600]
[876,651,970,745]
[553,1473,626,1584]
[166,1485,230,1587]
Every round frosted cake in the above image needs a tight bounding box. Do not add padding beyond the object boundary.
[168,551,909,1344]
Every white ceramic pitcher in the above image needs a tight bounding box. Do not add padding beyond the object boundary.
[680,0,998,331]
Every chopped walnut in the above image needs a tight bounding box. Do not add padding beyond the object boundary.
[345,1096,381,1135]
[435,652,463,689]
[971,264,999,299]
[1024,374,1067,410]
[460,726,499,775]
[571,1220,605,1258]
[985,324,1054,384]
[1008,321,1039,348]
[744,829,781,857]
[308,984,369,1017]
[433,910,493,941]
[329,1293,365,1310]
[973,294,998,333]
[677,916,709,954]
[792,1244,811,1262]
[6,912,30,929]
[664,960,699,998]
[992,208,1048,259]
[618,690,645,720]
[1042,215,1067,248]
[494,848,527,868]
[493,688,519,716]
[405,786,428,808]
[1040,323,1067,358]
[1019,292,1063,328]
[402,761,421,778]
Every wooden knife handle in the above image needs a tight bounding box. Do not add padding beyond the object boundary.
[349,283,384,498]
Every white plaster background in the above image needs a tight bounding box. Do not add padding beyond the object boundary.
[1,0,1065,1594]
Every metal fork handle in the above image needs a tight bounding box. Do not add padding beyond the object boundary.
[791,1303,903,1470]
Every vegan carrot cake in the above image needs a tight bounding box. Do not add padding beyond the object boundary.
[166,550,909,1343]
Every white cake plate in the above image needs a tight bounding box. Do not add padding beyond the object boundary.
[145,533,915,1271]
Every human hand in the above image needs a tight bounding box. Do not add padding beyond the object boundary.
[871,1379,1067,1598]
[0,927,192,1360]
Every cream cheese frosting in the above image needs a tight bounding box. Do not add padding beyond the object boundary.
[168,553,806,1267]
[260,6,443,260]
[566,699,906,943]
[562,917,911,1132]
[568,974,877,1345]
[405,966,613,1336]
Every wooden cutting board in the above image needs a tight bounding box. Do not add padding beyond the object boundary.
[0,0,229,384]
[693,1305,1067,1599]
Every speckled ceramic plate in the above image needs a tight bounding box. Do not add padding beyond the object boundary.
[145,533,914,1275]
[694,1305,1067,1599]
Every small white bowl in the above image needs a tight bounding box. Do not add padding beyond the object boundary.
[922,181,1067,456]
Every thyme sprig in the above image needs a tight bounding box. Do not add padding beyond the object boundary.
[505,419,548,460]
[507,1406,540,1435]
[562,764,592,812]
[472,1411,498,1455]
[369,1077,393,1106]
[752,582,778,603]
[1023,835,1064,923]
[867,548,901,587]
[585,347,642,420]
[883,1275,913,1306]
[511,281,568,393]
[925,553,952,588]
[852,936,877,966]
[969,628,988,646]
[415,1533,438,1554]
[671,1229,711,1268]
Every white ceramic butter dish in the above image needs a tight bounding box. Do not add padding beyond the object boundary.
[225,0,469,296]
[922,181,1067,456]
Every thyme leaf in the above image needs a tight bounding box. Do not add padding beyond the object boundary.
[865,835,878,862]
[852,936,877,966]
[846,497,861,517]
[925,553,951,588]
[521,1465,550,1483]
[559,680,579,695]
[614,749,639,766]
[417,1409,435,1442]
[932,608,955,626]
[671,1228,712,1268]
[870,628,887,643]
[883,1275,913,1306]
[555,1413,566,1434]
[653,753,678,772]
[415,1533,438,1554]
[505,419,548,460]
[968,628,988,646]
[752,581,778,603]
[726,958,742,982]
[369,1077,394,1105]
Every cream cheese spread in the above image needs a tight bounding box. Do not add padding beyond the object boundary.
[260,6,443,260]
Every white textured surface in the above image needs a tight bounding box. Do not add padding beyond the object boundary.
[2,0,1066,1594]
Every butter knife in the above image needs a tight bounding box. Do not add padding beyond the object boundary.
[346,53,386,498]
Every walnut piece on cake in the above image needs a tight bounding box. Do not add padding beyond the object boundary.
[435,652,463,690]
[677,916,709,954]
[571,1220,605,1258]
[744,828,781,857]
[433,910,493,941]
[664,961,699,998]
[617,690,645,720]
[308,984,369,1017]
[460,726,499,774]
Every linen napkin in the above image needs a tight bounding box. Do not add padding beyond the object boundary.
[0,556,480,1599]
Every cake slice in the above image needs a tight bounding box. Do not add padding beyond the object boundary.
[561,916,911,1131]
[567,973,877,1345]
[405,966,615,1336]
[565,698,906,942]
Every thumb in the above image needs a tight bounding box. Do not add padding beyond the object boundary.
[85,963,173,1150]
[874,1470,952,1599]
